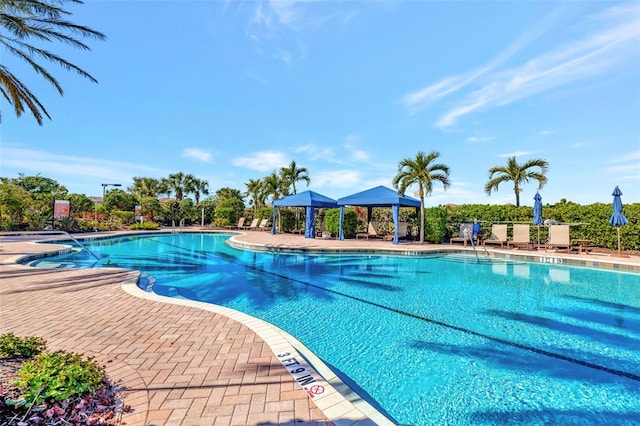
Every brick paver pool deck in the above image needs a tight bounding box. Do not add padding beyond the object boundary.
[1,230,638,425]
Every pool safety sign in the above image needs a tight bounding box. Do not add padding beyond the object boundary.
[276,351,327,399]
[54,200,70,218]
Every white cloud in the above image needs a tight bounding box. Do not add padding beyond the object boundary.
[269,0,298,26]
[351,150,369,161]
[232,151,288,172]
[401,8,562,114]
[604,151,640,182]
[182,148,213,163]
[343,134,369,162]
[467,136,494,143]
[295,143,335,161]
[1,146,168,190]
[274,47,292,64]
[246,0,359,64]
[612,150,640,163]
[569,141,591,149]
[314,170,361,188]
[499,150,537,158]
[400,76,467,114]
[404,4,640,128]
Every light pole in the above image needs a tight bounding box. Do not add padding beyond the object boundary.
[97,183,121,231]
[102,183,121,201]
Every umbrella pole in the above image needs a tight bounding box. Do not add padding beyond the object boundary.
[617,227,621,255]
[537,225,540,249]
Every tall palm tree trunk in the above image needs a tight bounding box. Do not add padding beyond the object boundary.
[419,197,425,243]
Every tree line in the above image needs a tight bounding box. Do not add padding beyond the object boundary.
[0,153,551,234]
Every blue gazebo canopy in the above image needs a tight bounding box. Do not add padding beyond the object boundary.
[337,185,421,208]
[273,190,338,208]
[336,186,420,244]
[272,190,338,238]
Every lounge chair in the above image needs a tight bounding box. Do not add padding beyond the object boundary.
[483,224,508,249]
[226,217,245,230]
[509,224,532,250]
[356,221,379,239]
[257,218,270,231]
[545,225,571,253]
[384,222,408,242]
[450,223,474,246]
[243,218,259,230]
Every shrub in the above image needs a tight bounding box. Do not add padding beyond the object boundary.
[257,207,273,220]
[0,333,46,358]
[76,219,96,233]
[215,207,236,224]
[217,198,245,222]
[14,350,106,406]
[110,210,135,225]
[423,207,447,243]
[325,208,357,237]
[213,217,230,228]
[129,221,160,230]
[279,209,296,232]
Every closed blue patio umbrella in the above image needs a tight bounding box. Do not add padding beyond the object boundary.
[609,186,628,255]
[533,192,543,249]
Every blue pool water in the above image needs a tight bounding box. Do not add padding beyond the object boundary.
[32,233,640,425]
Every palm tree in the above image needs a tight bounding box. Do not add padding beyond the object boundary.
[244,178,263,215]
[129,177,165,198]
[191,178,209,204]
[262,172,287,231]
[280,160,310,195]
[392,151,451,243]
[215,187,243,202]
[162,172,194,201]
[484,157,549,206]
[261,172,286,204]
[0,0,106,125]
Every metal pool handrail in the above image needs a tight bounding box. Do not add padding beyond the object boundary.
[0,230,100,261]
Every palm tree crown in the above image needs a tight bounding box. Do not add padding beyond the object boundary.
[129,177,165,198]
[191,178,209,204]
[244,178,263,214]
[163,172,195,201]
[484,157,549,206]
[280,160,310,195]
[262,172,287,203]
[393,151,450,243]
[0,0,106,125]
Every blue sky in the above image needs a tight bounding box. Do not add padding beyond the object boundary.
[1,0,639,207]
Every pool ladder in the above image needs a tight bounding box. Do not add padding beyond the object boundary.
[465,230,489,262]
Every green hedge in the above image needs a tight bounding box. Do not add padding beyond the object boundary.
[442,202,639,251]
[325,208,357,237]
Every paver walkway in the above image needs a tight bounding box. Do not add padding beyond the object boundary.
[0,239,335,426]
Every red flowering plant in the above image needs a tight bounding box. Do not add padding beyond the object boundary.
[354,207,367,232]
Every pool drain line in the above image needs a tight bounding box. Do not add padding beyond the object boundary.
[147,238,640,383]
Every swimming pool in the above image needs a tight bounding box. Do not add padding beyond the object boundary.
[32,233,640,425]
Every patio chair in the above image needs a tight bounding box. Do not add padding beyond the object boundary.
[509,224,532,249]
[450,223,474,246]
[226,217,245,230]
[257,218,270,231]
[545,225,571,253]
[483,224,508,249]
[243,218,259,230]
[356,221,379,239]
